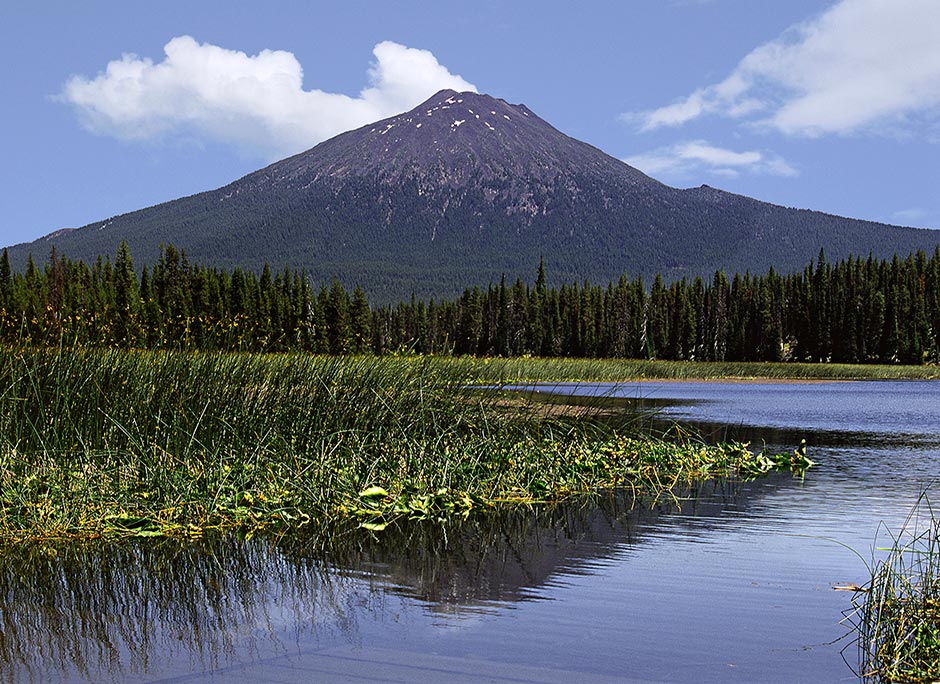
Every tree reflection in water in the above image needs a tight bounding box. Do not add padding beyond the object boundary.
[0,479,759,683]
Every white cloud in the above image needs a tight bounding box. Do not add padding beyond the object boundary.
[891,208,928,225]
[624,140,797,180]
[628,0,940,137]
[61,36,476,159]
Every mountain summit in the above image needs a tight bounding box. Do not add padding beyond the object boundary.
[9,90,940,301]
[271,89,655,190]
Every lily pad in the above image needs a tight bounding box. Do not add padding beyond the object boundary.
[358,486,389,500]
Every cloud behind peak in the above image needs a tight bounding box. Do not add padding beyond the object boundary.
[61,36,476,159]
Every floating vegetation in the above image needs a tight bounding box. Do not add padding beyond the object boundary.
[0,484,749,682]
[343,437,802,532]
[738,439,814,480]
[0,346,809,543]
[850,492,940,683]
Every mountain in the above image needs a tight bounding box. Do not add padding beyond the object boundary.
[8,89,940,302]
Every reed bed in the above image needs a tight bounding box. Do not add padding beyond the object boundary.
[852,493,940,683]
[0,347,808,542]
[438,356,940,383]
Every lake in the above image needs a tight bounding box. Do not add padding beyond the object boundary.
[3,380,939,682]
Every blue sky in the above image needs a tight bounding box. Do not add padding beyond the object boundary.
[2,0,939,249]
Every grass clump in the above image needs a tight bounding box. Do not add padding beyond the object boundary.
[0,346,808,542]
[444,356,940,383]
[852,493,940,683]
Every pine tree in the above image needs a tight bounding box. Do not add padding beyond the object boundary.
[756,273,782,361]
[0,248,11,316]
[455,287,483,355]
[495,275,509,356]
[350,286,372,353]
[535,257,547,294]
[880,261,901,363]
[646,275,669,359]
[254,264,274,349]
[812,248,831,361]
[21,255,44,340]
[113,241,141,347]
[139,266,163,348]
[312,286,329,353]
[326,279,352,354]
[155,244,192,345]
[927,247,940,362]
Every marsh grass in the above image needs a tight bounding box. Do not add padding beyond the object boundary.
[0,347,808,542]
[851,492,940,682]
[445,356,940,383]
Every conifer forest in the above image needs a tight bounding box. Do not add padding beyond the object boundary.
[2,243,939,365]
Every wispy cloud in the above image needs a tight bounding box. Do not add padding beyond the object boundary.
[891,208,929,226]
[624,140,797,180]
[625,0,940,138]
[60,36,476,159]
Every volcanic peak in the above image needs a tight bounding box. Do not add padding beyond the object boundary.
[248,88,655,197]
[383,89,536,136]
[7,87,940,305]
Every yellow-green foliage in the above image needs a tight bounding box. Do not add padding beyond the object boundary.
[854,496,940,683]
[444,356,940,383]
[0,347,808,542]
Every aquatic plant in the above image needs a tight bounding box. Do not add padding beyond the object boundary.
[455,356,940,383]
[737,439,814,479]
[0,346,808,542]
[851,492,940,682]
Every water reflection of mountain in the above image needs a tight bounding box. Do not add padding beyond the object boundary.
[10,538,400,683]
[296,477,793,612]
[0,477,797,682]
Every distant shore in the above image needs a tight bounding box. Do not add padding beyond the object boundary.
[458,357,940,384]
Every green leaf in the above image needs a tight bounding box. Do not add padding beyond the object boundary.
[107,514,154,530]
[358,486,389,500]
[134,529,165,538]
[360,521,388,532]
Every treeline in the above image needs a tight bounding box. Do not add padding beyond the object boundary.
[2,244,940,364]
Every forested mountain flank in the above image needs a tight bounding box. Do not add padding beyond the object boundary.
[7,90,940,303]
[3,244,939,365]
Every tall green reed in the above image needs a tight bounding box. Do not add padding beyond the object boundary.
[850,491,940,682]
[438,356,940,383]
[0,346,804,541]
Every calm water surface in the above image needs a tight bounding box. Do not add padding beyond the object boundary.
[4,380,939,683]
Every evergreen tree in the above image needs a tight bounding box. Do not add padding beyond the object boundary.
[646,275,669,358]
[535,257,547,294]
[113,241,141,347]
[6,241,940,366]
[21,255,44,340]
[756,274,783,361]
[254,264,274,349]
[139,266,163,348]
[0,248,11,316]
[495,276,509,356]
[812,248,831,361]
[312,286,329,353]
[326,279,352,354]
[350,286,372,353]
[455,287,483,355]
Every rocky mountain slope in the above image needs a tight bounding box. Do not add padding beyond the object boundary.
[9,89,940,302]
